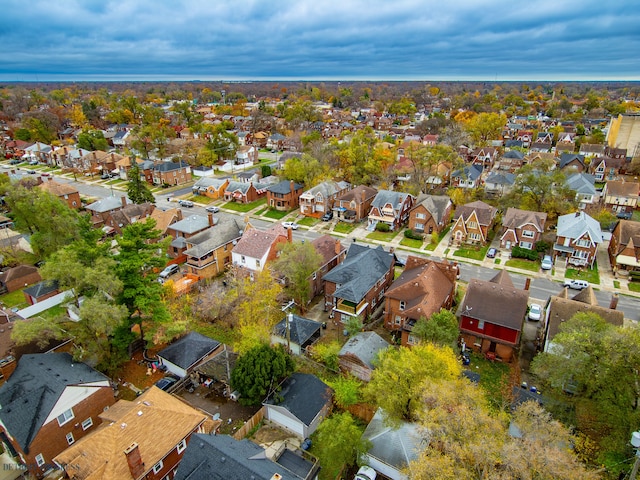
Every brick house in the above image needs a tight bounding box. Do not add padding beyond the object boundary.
[499,207,547,250]
[38,178,82,209]
[54,386,213,480]
[167,213,218,258]
[152,161,191,186]
[299,181,352,218]
[85,196,129,228]
[310,235,347,299]
[407,194,452,235]
[184,218,245,279]
[450,201,497,245]
[471,147,499,170]
[223,181,268,204]
[384,256,458,346]
[0,353,115,478]
[602,180,639,216]
[236,145,259,165]
[266,180,304,211]
[367,190,415,231]
[23,280,59,305]
[231,223,291,279]
[558,153,586,173]
[102,203,155,236]
[0,265,41,294]
[608,219,640,272]
[458,270,529,362]
[553,211,602,268]
[322,244,394,323]
[334,185,378,223]
[192,177,230,199]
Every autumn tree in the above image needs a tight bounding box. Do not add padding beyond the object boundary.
[126,160,155,203]
[282,153,325,186]
[411,309,459,348]
[272,241,322,313]
[461,112,507,146]
[77,129,109,151]
[201,123,239,162]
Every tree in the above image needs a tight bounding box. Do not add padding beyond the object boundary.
[311,412,368,480]
[365,344,461,422]
[272,241,322,313]
[202,123,239,162]
[282,153,325,186]
[126,160,155,203]
[462,112,507,146]
[230,344,294,406]
[411,309,459,348]
[77,129,109,151]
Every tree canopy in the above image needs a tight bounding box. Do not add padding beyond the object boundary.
[126,160,155,204]
[411,309,459,348]
[272,241,323,313]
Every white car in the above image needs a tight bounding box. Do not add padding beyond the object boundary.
[355,466,377,480]
[528,303,543,321]
[282,221,299,230]
[563,279,589,290]
[540,255,553,271]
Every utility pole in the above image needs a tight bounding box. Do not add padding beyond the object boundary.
[281,300,295,354]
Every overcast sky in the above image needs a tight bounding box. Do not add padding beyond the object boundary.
[1,0,639,82]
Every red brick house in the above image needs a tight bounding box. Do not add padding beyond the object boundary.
[458,270,529,362]
[310,235,347,298]
[553,211,602,268]
[223,181,268,204]
[299,181,352,218]
[38,178,82,209]
[334,185,378,223]
[471,147,499,170]
[23,280,60,305]
[367,190,415,231]
[265,180,304,211]
[450,201,497,245]
[152,161,191,186]
[0,265,41,294]
[384,256,458,346]
[499,207,547,250]
[408,194,452,235]
[0,353,115,478]
[608,219,640,273]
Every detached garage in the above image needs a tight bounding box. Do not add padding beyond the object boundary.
[157,332,221,378]
[264,373,333,439]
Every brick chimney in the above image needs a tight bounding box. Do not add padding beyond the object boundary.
[124,443,145,479]
[290,180,295,194]
[335,239,342,256]
[524,278,531,291]
[121,196,127,207]
[361,187,366,203]
[208,212,214,227]
[287,226,293,243]
[177,208,183,221]
[609,293,619,310]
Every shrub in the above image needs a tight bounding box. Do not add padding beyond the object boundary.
[376,222,390,232]
[535,240,551,253]
[511,245,539,261]
[261,165,272,177]
[404,229,424,240]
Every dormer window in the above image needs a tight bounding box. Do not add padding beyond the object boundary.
[399,301,406,311]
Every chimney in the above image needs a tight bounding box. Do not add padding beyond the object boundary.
[290,180,295,194]
[121,196,127,207]
[609,293,619,310]
[208,212,214,227]
[287,226,293,243]
[124,443,145,479]
[361,187,366,203]
[524,277,531,291]
[177,208,183,221]
[335,239,342,256]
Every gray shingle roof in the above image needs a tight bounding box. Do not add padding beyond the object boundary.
[566,173,596,195]
[338,332,390,369]
[0,353,108,452]
[85,196,128,213]
[158,332,220,371]
[170,215,211,234]
[273,314,322,348]
[371,190,413,209]
[557,211,602,244]
[184,219,244,258]
[264,373,332,426]
[23,280,59,298]
[266,180,303,195]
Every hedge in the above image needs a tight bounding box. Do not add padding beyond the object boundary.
[511,245,539,261]
[404,229,424,240]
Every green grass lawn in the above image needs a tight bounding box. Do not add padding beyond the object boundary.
[628,281,640,292]
[633,210,640,222]
[453,245,488,261]
[253,208,268,216]
[467,352,511,409]
[366,230,400,242]
[105,179,126,185]
[505,258,540,272]
[222,198,266,212]
[298,217,318,227]
[400,237,423,248]
[614,280,621,289]
[263,209,290,220]
[333,222,357,234]
[423,243,436,251]
[565,263,600,284]
[0,288,29,308]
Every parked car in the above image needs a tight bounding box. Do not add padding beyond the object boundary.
[100,173,110,179]
[617,211,633,220]
[159,264,180,280]
[29,159,39,165]
[528,303,543,321]
[563,279,589,290]
[541,255,553,271]
[178,200,194,208]
[486,247,497,258]
[154,375,179,391]
[282,221,299,230]
[355,466,377,480]
[321,211,333,221]
[205,205,220,213]
[9,159,21,165]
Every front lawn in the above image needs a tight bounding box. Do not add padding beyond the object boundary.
[333,222,357,234]
[628,281,640,292]
[400,237,423,249]
[505,258,540,272]
[297,217,318,227]
[263,208,290,220]
[366,230,400,242]
[453,245,488,261]
[222,198,266,213]
[565,263,600,285]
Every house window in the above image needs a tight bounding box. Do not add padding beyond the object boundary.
[399,301,406,311]
[177,439,187,454]
[256,260,261,268]
[407,334,418,345]
[416,213,426,220]
[57,408,74,426]
[415,222,424,230]
[468,221,477,229]
[469,232,481,241]
[312,272,317,280]
[394,315,402,325]
[153,461,164,474]
[522,230,534,238]
[576,239,591,247]
[66,432,75,445]
[81,418,93,430]
[478,320,485,330]
[241,255,246,264]
[519,241,533,249]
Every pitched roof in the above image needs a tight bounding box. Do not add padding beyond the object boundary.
[184,218,244,258]
[54,387,210,480]
[266,180,303,195]
[149,208,180,235]
[502,207,547,232]
[301,180,350,198]
[86,196,128,213]
[485,171,516,186]
[411,195,451,224]
[170,214,211,235]
[0,264,39,284]
[109,203,154,228]
[336,185,378,203]
[371,190,413,209]
[557,211,602,243]
[566,173,596,195]
[153,160,189,172]
[453,201,497,226]
[264,373,332,426]
[558,153,585,169]
[338,331,390,369]
[273,314,322,347]
[0,353,108,451]
[157,332,221,371]
[23,279,58,298]
[611,219,640,256]
[37,179,79,197]
[451,164,482,181]
[605,180,639,197]
[322,244,393,303]
[311,234,345,266]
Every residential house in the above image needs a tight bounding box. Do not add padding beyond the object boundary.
[555,141,575,155]
[566,173,598,208]
[530,141,553,153]
[102,202,155,236]
[152,161,191,186]
[498,150,525,172]
[263,373,332,439]
[450,200,497,245]
[458,270,529,362]
[450,164,483,189]
[605,146,627,159]
[174,433,318,480]
[407,194,452,235]
[602,180,639,216]
[579,143,606,158]
[500,208,547,250]
[367,190,415,231]
[235,145,259,165]
[322,244,394,323]
[23,280,59,305]
[591,156,626,181]
[334,185,378,223]
[0,353,115,478]
[553,211,602,268]
[84,196,129,228]
[299,181,352,218]
[22,142,53,164]
[231,223,291,279]
[223,180,268,203]
[0,265,41,294]
[192,177,230,199]
[384,256,458,346]
[338,332,390,382]
[360,409,423,480]
[517,130,533,147]
[271,313,322,355]
[37,178,82,209]
[536,132,554,144]
[53,386,212,480]
[184,218,245,279]
[266,180,304,211]
[309,235,347,298]
[484,171,516,197]
[149,207,182,240]
[267,133,286,150]
[557,132,576,144]
[608,219,640,272]
[471,147,499,170]
[167,213,218,258]
[157,332,222,378]
[543,287,623,353]
[558,153,586,173]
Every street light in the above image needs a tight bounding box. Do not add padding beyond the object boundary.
[630,431,640,480]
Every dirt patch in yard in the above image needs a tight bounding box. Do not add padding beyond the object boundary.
[251,424,297,445]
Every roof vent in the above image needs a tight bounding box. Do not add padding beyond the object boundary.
[137,411,143,416]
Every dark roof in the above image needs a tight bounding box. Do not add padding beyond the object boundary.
[23,280,59,298]
[174,434,304,480]
[338,331,390,369]
[264,373,332,426]
[0,353,108,452]
[322,244,393,303]
[266,180,303,195]
[371,190,413,210]
[452,164,482,181]
[158,332,221,371]
[411,194,451,224]
[153,160,189,172]
[558,153,585,169]
[273,314,322,348]
[453,201,497,226]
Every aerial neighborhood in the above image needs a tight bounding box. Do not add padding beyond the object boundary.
[0,81,639,479]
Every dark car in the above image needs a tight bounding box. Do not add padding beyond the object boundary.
[9,159,20,165]
[617,211,633,220]
[321,211,333,221]
[154,375,179,391]
[486,247,498,258]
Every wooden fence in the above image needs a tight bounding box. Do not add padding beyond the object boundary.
[233,406,265,440]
